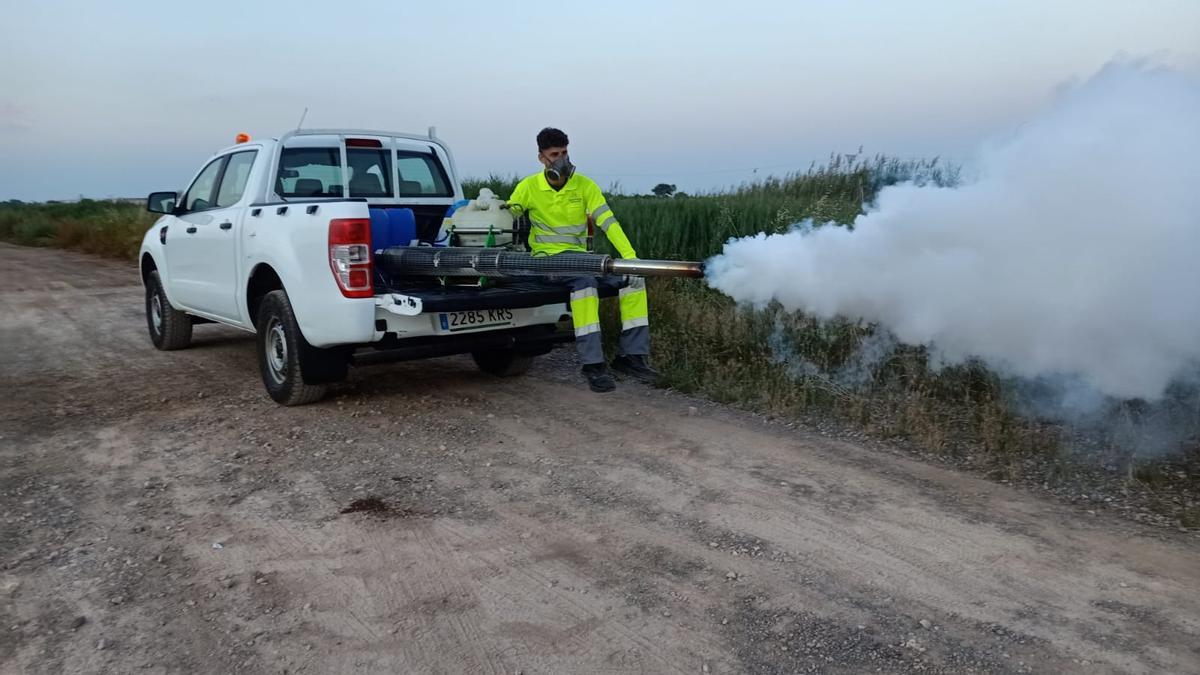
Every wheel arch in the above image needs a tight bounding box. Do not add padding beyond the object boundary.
[246,263,284,329]
[139,252,157,285]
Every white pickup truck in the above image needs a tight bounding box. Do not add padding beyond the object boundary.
[140,128,573,405]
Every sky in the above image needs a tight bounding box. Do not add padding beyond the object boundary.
[1,0,1197,201]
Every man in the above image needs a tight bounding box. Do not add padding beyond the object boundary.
[505,127,660,393]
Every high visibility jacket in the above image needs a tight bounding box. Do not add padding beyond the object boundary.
[506,171,637,259]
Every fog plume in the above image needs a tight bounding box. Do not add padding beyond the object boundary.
[707,61,1200,403]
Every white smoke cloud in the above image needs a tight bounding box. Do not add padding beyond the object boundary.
[706,60,1200,402]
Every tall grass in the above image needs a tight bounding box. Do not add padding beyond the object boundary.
[0,200,154,259]
[465,154,959,261]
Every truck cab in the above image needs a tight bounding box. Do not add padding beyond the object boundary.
[139,129,574,405]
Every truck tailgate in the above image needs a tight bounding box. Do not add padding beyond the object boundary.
[378,280,618,312]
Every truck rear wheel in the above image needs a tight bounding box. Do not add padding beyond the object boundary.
[471,348,534,377]
[255,290,340,406]
[146,271,192,350]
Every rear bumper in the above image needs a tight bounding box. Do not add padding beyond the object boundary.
[353,323,572,366]
[371,279,621,342]
[377,279,618,311]
[364,277,619,353]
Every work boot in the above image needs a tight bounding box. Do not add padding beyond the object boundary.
[581,363,616,393]
[611,354,661,383]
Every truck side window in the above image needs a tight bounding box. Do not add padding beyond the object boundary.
[276,148,343,198]
[396,151,451,197]
[183,157,227,212]
[216,150,258,208]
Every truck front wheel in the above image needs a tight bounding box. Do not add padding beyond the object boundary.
[471,348,534,377]
[256,290,343,405]
[146,271,192,350]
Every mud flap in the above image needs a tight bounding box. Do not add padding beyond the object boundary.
[299,343,352,385]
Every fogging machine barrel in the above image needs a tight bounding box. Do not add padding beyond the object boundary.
[609,258,704,277]
[375,247,704,279]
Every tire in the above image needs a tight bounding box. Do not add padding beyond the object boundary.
[145,271,192,350]
[255,290,339,406]
[472,348,534,377]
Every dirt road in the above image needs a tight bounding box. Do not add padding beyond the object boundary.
[1,242,1197,674]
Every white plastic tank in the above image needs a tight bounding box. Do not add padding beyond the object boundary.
[444,188,515,247]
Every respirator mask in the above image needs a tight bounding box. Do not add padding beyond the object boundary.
[544,153,575,182]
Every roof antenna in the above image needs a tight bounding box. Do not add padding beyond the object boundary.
[296,107,309,130]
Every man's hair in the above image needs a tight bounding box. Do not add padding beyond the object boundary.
[536,127,569,151]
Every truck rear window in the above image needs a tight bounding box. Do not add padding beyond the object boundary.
[275,146,453,199]
[396,151,452,197]
[347,148,392,198]
[277,148,344,198]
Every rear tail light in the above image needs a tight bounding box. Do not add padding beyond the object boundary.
[329,218,373,298]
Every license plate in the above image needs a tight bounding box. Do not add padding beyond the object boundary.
[436,309,515,333]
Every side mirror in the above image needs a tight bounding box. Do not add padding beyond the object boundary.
[148,191,178,214]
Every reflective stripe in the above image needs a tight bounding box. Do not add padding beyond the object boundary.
[537,234,586,245]
[570,287,599,302]
[532,220,587,235]
[571,287,601,337]
[591,204,611,221]
[619,279,646,295]
[619,281,649,328]
[621,316,650,331]
[532,225,587,239]
[596,214,617,232]
[574,322,602,337]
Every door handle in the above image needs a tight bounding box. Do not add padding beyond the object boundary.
[186,226,197,234]
[219,222,233,230]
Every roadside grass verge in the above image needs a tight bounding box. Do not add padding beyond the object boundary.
[471,158,1197,523]
[0,200,153,260]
